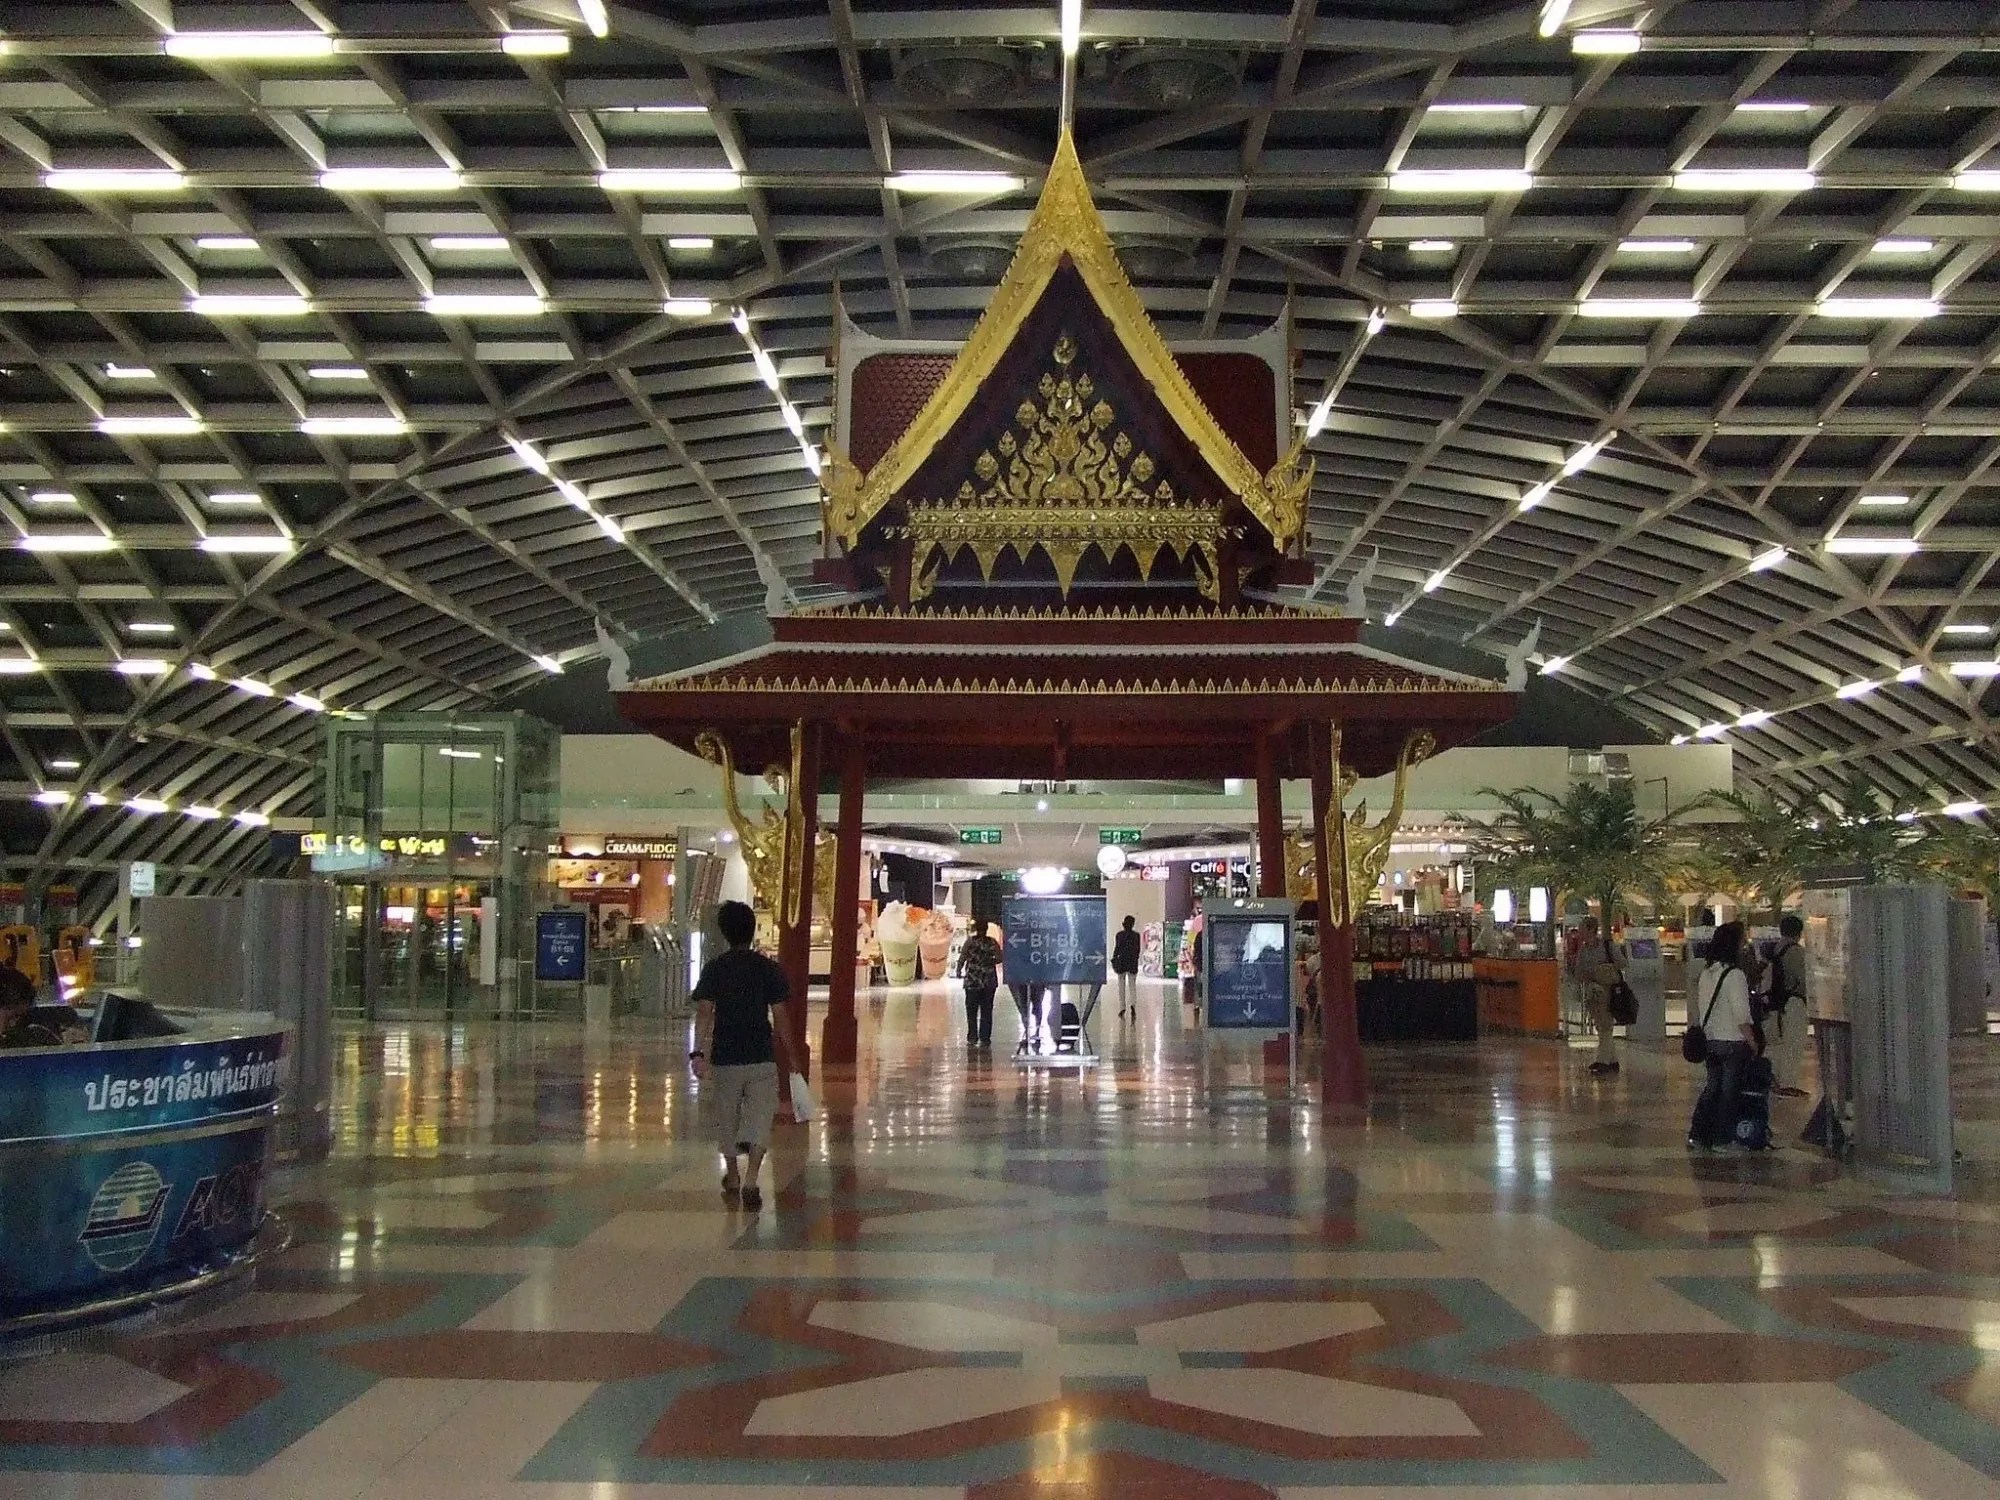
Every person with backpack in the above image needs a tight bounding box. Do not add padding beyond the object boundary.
[1763,914,1811,1098]
[958,921,1002,1049]
[1686,920,1760,1150]
[1111,915,1141,1018]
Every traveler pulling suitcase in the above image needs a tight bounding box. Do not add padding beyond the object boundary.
[1734,1054,1775,1150]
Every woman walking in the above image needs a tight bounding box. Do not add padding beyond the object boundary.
[959,921,1003,1049]
[1687,921,1759,1151]
[1111,915,1141,1017]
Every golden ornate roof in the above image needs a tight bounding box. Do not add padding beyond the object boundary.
[820,129,1311,556]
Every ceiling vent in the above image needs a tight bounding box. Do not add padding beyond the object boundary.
[924,238,1017,281]
[899,45,1026,104]
[1112,45,1237,109]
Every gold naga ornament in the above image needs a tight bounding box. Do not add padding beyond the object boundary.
[893,335,1240,601]
[694,726,837,928]
[818,128,1313,563]
[1284,727,1437,923]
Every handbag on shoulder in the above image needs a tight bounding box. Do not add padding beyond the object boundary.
[1682,966,1725,1064]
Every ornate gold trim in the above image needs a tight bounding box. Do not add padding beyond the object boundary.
[653,672,1478,697]
[820,129,1311,553]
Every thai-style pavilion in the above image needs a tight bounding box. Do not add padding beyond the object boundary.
[619,132,1517,1112]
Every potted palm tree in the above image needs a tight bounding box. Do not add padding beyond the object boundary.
[1466,778,1694,925]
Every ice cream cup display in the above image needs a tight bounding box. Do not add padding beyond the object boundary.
[876,901,920,985]
[919,911,956,979]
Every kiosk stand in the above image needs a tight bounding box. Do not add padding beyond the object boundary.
[1204,897,1299,1100]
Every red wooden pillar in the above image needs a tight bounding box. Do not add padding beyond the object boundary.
[1309,721,1368,1114]
[775,721,821,1089]
[822,731,865,1069]
[1255,731,1286,899]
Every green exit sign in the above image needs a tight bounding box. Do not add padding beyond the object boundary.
[959,827,1004,846]
[1099,827,1143,846]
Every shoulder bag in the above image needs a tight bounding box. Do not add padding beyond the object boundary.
[1682,965,1726,1064]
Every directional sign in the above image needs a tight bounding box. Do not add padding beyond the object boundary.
[1001,897,1107,986]
[534,909,588,983]
[1098,827,1142,846]
[1205,903,1295,1030]
[959,827,1004,846]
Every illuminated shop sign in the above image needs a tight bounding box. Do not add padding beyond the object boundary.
[602,837,676,858]
[303,831,490,868]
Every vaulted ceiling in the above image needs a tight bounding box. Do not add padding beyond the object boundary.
[3,0,1999,898]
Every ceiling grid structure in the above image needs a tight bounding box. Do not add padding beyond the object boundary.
[1,0,1999,897]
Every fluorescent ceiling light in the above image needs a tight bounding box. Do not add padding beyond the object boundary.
[85,793,108,806]
[1734,709,1772,727]
[430,235,509,251]
[287,692,324,711]
[165,31,333,59]
[195,236,258,250]
[206,492,262,506]
[1897,664,1925,683]
[187,662,217,680]
[1952,171,2000,192]
[1942,623,1992,636]
[1815,296,1939,319]
[0,659,43,674]
[125,797,170,815]
[1388,168,1532,193]
[595,512,626,543]
[1735,100,1812,113]
[1673,168,1816,193]
[199,535,293,553]
[1408,239,1456,252]
[780,401,806,439]
[598,168,742,192]
[1617,239,1696,254]
[1835,679,1879,698]
[424,293,546,316]
[1827,536,1919,555]
[1383,609,1403,627]
[1518,478,1556,510]
[104,363,154,379]
[45,169,186,193]
[1427,103,1528,115]
[189,293,309,317]
[666,236,715,251]
[230,677,275,697]
[184,805,221,820]
[319,167,462,192]
[553,477,588,508]
[98,415,202,435]
[1857,493,1911,507]
[1669,733,1688,745]
[507,435,551,474]
[28,490,77,505]
[887,171,1026,194]
[751,346,781,390]
[1061,0,1082,57]
[1696,722,1727,739]
[1747,547,1788,571]
[603,105,708,115]
[1561,433,1615,475]
[125,620,175,634]
[307,366,370,380]
[1943,800,1988,816]
[1577,297,1701,318]
[114,658,171,675]
[300,416,408,436]
[1410,299,1459,318]
[1423,568,1451,593]
[579,0,610,38]
[1538,656,1569,674]
[534,654,564,674]
[19,534,116,552]
[1537,0,1571,36]
[34,789,70,805]
[1870,238,1934,255]
[49,757,80,770]
[663,298,714,316]
[235,809,270,827]
[501,32,570,56]
[1572,30,1642,55]
[439,747,482,759]
[1949,660,2000,676]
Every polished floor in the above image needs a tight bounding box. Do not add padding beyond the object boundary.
[7,979,2000,1498]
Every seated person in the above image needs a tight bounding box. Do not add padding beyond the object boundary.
[0,966,89,1047]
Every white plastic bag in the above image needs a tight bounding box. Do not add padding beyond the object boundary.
[789,1071,816,1124]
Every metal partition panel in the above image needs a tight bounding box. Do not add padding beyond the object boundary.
[1849,885,1953,1194]
[243,880,336,1162]
[137,896,245,1010]
[1948,899,1988,1036]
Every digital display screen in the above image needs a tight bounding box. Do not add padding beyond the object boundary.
[1205,916,1292,1030]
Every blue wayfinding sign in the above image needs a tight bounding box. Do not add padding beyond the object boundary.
[536,909,588,982]
[1205,910,1294,1030]
[0,1024,286,1318]
[1002,896,1108,986]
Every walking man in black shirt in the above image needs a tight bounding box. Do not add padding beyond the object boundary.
[690,900,790,1211]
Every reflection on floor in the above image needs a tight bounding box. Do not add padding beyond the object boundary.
[7,977,2000,1498]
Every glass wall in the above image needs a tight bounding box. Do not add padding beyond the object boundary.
[318,711,559,1019]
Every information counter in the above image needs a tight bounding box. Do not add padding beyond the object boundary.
[0,1013,288,1337]
[1474,958,1562,1036]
